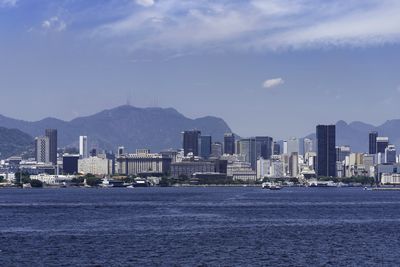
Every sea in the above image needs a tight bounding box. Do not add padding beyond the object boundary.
[0,187,399,266]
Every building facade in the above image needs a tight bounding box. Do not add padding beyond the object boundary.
[316,125,336,177]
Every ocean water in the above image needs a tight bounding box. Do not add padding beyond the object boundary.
[0,187,400,266]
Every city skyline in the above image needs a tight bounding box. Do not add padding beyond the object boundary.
[1,0,400,138]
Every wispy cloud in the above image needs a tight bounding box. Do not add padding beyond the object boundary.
[135,0,155,7]
[263,78,285,89]
[0,0,17,8]
[92,0,400,52]
[42,17,67,32]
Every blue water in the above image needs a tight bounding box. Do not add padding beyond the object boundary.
[0,187,400,266]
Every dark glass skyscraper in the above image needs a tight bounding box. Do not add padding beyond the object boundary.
[45,129,58,165]
[316,125,336,177]
[200,135,212,159]
[224,133,235,155]
[183,130,201,156]
[255,136,273,160]
[369,131,378,154]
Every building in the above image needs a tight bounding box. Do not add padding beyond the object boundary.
[224,133,235,155]
[199,135,212,159]
[273,142,281,155]
[62,154,80,175]
[211,142,223,158]
[257,158,270,179]
[239,138,256,169]
[376,137,389,154]
[171,160,215,178]
[385,145,397,164]
[381,173,400,185]
[316,125,336,177]
[183,130,201,156]
[35,136,50,163]
[79,136,88,159]
[369,132,378,154]
[303,138,313,156]
[289,152,299,177]
[256,136,273,160]
[45,129,58,165]
[79,156,114,175]
[287,137,299,155]
[336,146,351,162]
[118,146,125,157]
[117,150,171,176]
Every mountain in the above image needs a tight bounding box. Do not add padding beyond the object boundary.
[0,105,232,152]
[305,119,400,152]
[0,127,34,158]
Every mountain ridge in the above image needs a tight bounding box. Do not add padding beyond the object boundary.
[0,105,232,153]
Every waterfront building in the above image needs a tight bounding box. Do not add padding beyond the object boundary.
[369,131,378,154]
[79,156,114,175]
[171,160,215,178]
[199,135,212,159]
[183,130,201,156]
[316,125,336,177]
[239,138,256,169]
[62,154,79,175]
[224,133,235,155]
[35,136,50,164]
[381,173,400,185]
[45,129,58,165]
[117,150,171,176]
[257,157,270,179]
[79,136,88,159]
[30,174,76,185]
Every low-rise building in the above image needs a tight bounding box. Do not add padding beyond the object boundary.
[117,150,171,176]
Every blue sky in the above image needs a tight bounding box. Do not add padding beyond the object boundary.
[1,0,400,139]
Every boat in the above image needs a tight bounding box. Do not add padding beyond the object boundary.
[262,182,282,190]
[100,177,114,188]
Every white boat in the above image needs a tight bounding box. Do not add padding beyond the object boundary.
[262,182,282,190]
[100,177,114,188]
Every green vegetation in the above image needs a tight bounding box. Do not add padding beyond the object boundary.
[30,179,43,188]
[14,172,31,185]
[0,176,4,183]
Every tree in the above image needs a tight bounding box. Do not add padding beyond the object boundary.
[30,179,43,188]
[0,176,4,183]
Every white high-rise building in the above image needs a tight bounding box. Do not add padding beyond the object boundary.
[79,136,88,159]
[303,138,313,155]
[35,136,50,163]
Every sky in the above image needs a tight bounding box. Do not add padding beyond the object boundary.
[1,0,400,139]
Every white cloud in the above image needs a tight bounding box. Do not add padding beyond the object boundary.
[42,17,67,32]
[93,0,400,52]
[135,0,154,7]
[263,78,285,89]
[0,0,17,7]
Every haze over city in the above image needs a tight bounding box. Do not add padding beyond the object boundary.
[1,0,400,139]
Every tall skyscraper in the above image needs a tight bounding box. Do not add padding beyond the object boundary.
[376,137,389,154]
[255,136,273,160]
[316,125,336,177]
[35,136,50,163]
[79,136,88,159]
[369,131,378,154]
[224,133,235,155]
[199,135,212,159]
[45,129,58,165]
[336,146,351,162]
[183,130,201,156]
[239,138,256,169]
[273,142,281,155]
